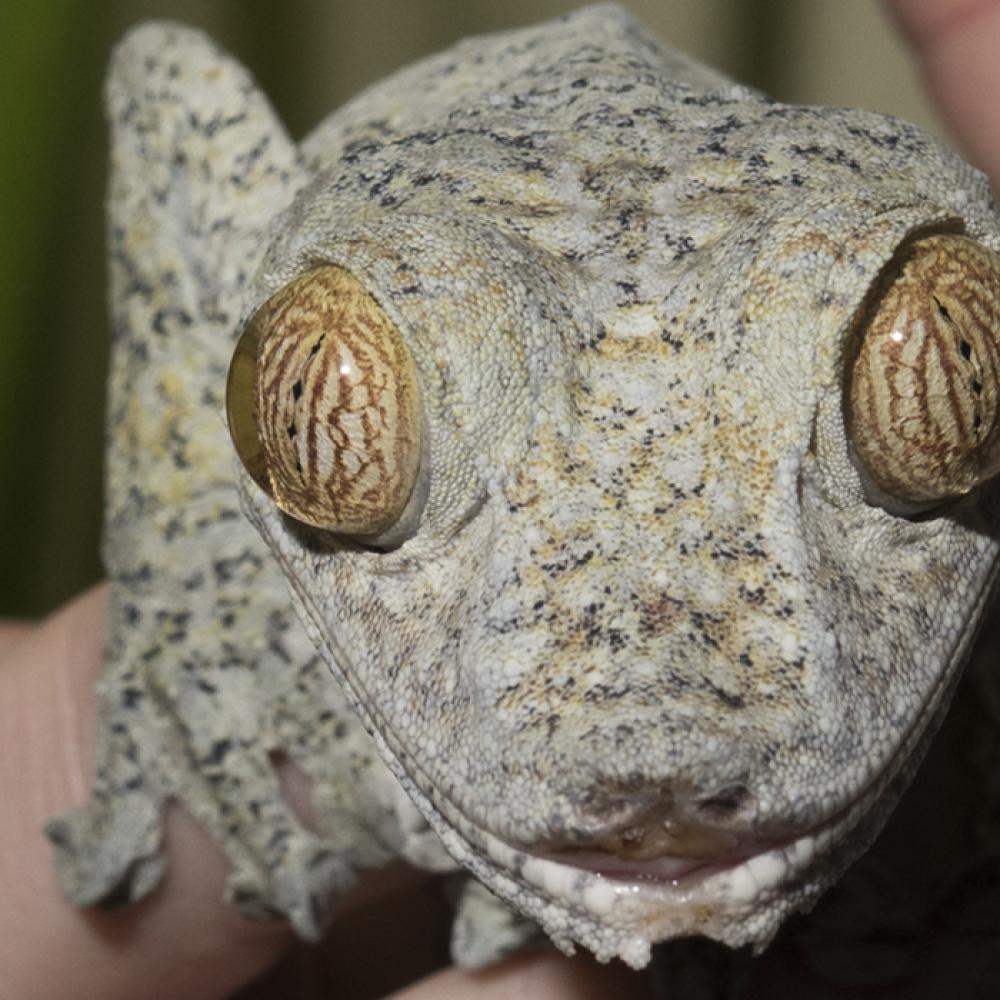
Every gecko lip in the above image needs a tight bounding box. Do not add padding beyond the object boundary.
[480,781,876,899]
[524,826,788,885]
[530,849,729,884]
[484,776,881,911]
[492,804,853,906]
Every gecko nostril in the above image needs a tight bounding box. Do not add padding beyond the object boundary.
[693,784,751,821]
[531,782,761,863]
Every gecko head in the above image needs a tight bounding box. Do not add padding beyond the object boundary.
[228,170,1000,964]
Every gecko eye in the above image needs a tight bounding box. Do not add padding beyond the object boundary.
[847,234,1000,507]
[226,265,423,537]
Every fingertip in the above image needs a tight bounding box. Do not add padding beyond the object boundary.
[386,948,655,1000]
[0,618,34,659]
[0,586,291,1000]
[884,0,1000,189]
[97,804,293,999]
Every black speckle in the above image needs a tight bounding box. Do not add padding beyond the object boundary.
[121,687,143,708]
[204,738,233,766]
[151,305,194,336]
[119,563,153,587]
[705,683,745,709]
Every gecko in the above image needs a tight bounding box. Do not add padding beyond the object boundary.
[46,4,1000,970]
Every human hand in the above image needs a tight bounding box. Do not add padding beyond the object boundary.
[884,0,1000,192]
[0,588,652,1000]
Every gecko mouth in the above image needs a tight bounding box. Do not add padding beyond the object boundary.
[443,777,883,944]
[506,815,817,893]
[475,805,858,928]
[530,849,729,883]
[509,773,879,891]
[442,805,844,965]
[524,819,791,885]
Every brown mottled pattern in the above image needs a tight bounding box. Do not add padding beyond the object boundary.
[251,266,422,534]
[850,234,1000,502]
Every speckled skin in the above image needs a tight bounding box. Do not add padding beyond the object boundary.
[48,4,1000,970]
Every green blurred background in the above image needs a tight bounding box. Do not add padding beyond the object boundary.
[0,0,947,617]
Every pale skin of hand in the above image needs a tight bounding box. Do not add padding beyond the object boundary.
[0,5,997,996]
[884,0,1000,194]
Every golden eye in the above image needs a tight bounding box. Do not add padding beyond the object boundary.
[226,265,422,536]
[848,234,1000,506]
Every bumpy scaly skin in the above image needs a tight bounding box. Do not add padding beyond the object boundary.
[45,18,454,940]
[49,4,1000,969]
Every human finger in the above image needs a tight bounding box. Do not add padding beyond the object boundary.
[0,585,501,1000]
[0,586,292,1000]
[386,949,654,1000]
[0,618,34,660]
[884,0,1000,188]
